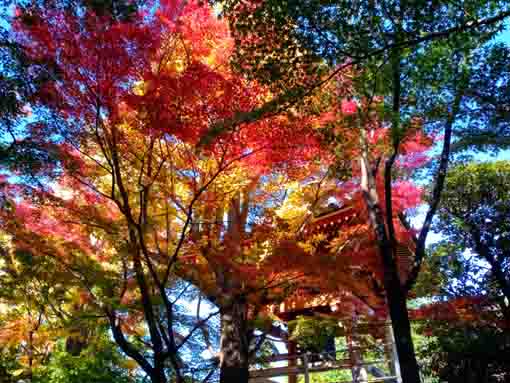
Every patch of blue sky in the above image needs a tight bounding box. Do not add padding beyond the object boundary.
[495,21,510,43]
[0,3,14,30]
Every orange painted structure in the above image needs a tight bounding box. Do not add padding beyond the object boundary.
[271,205,415,325]
[253,206,411,382]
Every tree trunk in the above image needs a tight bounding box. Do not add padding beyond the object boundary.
[358,136,421,383]
[65,323,89,356]
[219,299,250,383]
[376,230,420,383]
[27,330,33,382]
[383,272,421,383]
[150,367,168,383]
[378,230,421,383]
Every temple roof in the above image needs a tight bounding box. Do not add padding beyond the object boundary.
[269,205,415,323]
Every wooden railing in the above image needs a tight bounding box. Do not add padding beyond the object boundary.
[249,346,400,383]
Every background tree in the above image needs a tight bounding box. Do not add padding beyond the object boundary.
[451,43,510,152]
[412,245,510,383]
[412,249,510,383]
[416,323,510,383]
[408,160,510,382]
[0,14,60,182]
[3,1,324,382]
[433,161,510,320]
[33,330,140,383]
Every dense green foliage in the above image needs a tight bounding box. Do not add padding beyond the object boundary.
[412,161,510,382]
[0,330,139,383]
[33,336,137,383]
[435,161,510,307]
[452,44,510,152]
[416,324,510,383]
[220,0,509,90]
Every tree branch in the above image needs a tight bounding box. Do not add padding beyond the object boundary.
[200,9,510,146]
[405,70,466,291]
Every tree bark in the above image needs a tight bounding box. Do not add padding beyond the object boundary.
[65,319,89,356]
[150,367,168,383]
[359,125,421,383]
[383,273,420,383]
[27,330,33,382]
[219,299,250,383]
[361,196,421,383]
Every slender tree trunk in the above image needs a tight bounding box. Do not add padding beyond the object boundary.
[219,299,250,383]
[383,270,420,383]
[362,200,421,383]
[359,126,421,383]
[368,218,421,383]
[27,330,33,382]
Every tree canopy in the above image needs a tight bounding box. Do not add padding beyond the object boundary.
[0,1,509,383]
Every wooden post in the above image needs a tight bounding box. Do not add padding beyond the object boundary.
[302,354,310,383]
[348,321,368,383]
[288,339,297,383]
[385,321,402,383]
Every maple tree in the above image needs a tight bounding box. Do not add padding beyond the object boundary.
[0,231,144,381]
[198,0,510,147]
[1,2,328,382]
[0,235,76,380]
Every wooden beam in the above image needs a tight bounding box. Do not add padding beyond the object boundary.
[288,340,297,383]
[249,359,386,379]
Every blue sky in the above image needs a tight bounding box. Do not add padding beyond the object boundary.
[497,22,510,42]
